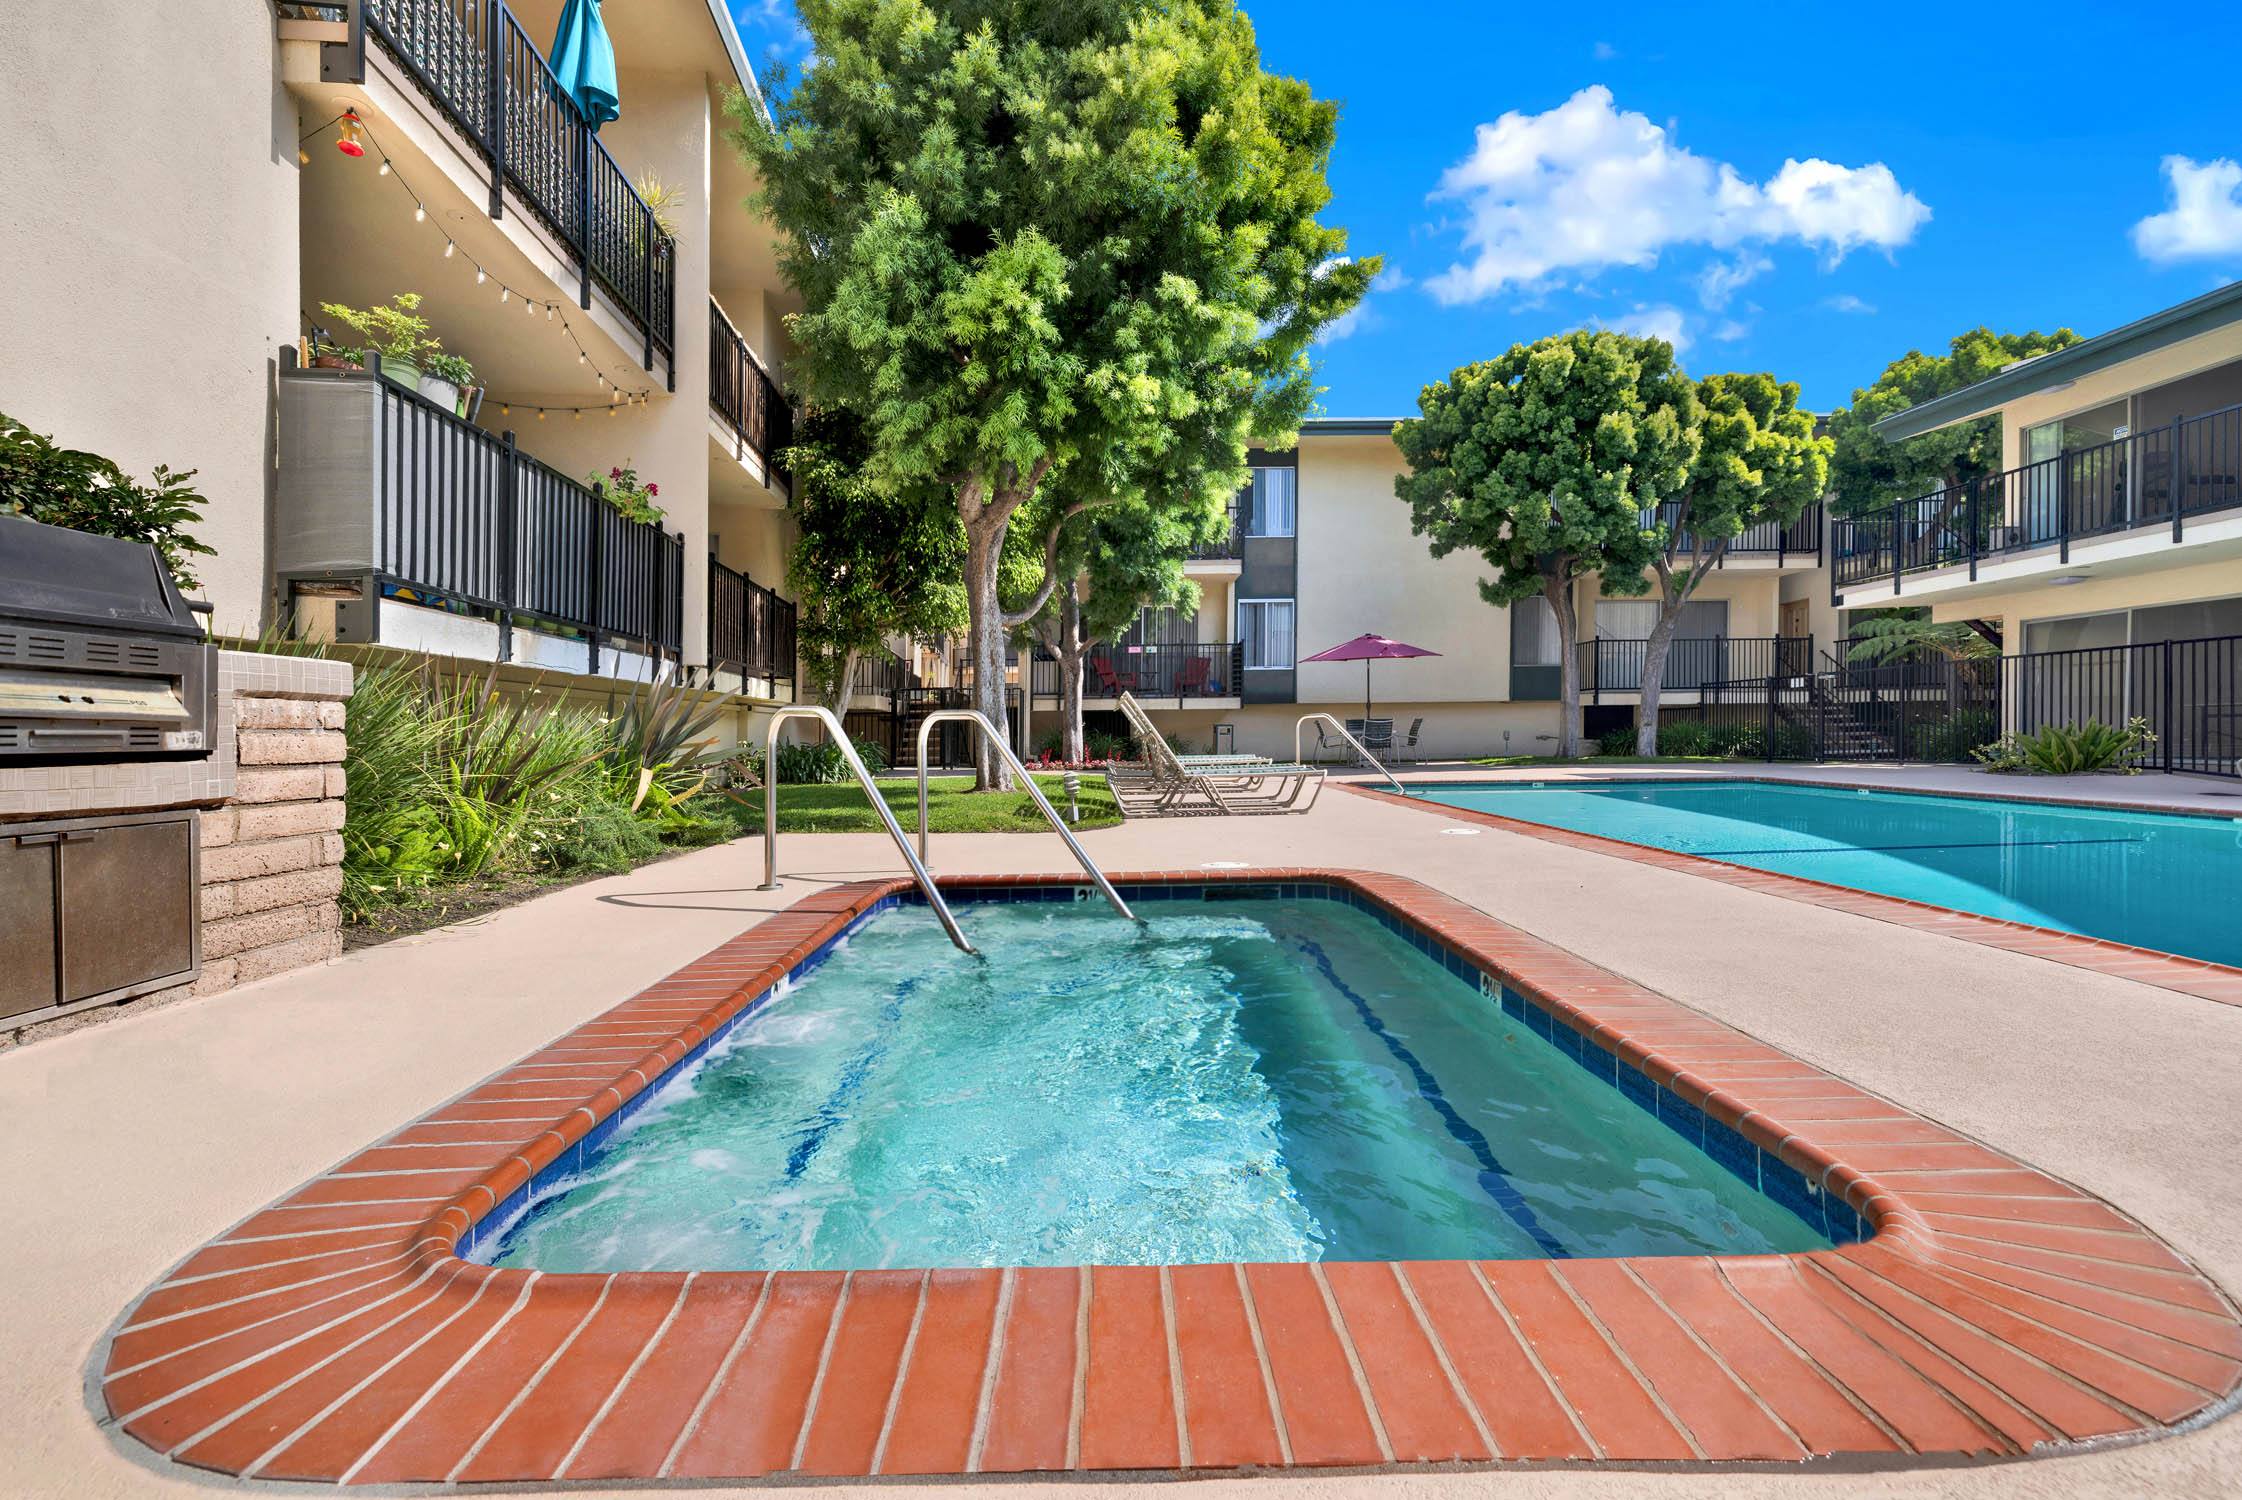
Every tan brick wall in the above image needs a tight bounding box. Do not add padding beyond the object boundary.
[189,677,352,996]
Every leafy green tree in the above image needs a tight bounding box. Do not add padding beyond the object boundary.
[1632,371,1829,754]
[731,0,1371,786]
[0,411,216,589]
[1844,609,1997,664]
[780,410,967,714]
[1825,327,2079,518]
[1393,332,1695,758]
[1016,500,1205,762]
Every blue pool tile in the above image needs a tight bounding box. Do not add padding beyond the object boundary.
[1500,986,1526,1021]
[1705,1121,1759,1187]
[1761,1157,1826,1234]
[1549,1021,1584,1064]
[1657,1091,1708,1151]
[1523,1004,1552,1041]
[1577,1040,1617,1087]
[1617,1061,1658,1114]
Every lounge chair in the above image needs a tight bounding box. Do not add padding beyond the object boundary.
[1110,693,1320,814]
[1091,657,1137,696]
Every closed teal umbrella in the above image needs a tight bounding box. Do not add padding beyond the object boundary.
[549,0,620,131]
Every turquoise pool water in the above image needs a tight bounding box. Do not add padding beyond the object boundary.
[1412,780,2242,967]
[481,896,1826,1272]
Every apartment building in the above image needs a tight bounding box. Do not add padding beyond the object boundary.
[1037,421,1834,760]
[1835,282,2242,657]
[0,0,800,717]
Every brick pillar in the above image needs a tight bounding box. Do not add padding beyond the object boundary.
[196,691,350,989]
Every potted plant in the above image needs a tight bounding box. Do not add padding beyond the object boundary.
[318,293,438,392]
[420,352,476,417]
[589,463,664,524]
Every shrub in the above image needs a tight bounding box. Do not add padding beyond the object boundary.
[1595,723,1637,756]
[590,462,664,524]
[1907,708,1997,764]
[1974,717,2156,776]
[773,735,888,784]
[319,292,439,368]
[0,412,216,588]
[1655,719,1715,757]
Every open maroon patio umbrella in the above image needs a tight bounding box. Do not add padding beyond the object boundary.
[1300,632,1441,720]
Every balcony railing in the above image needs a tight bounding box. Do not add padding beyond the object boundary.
[275,359,683,664]
[1031,642,1243,701]
[1581,636,1812,702]
[356,0,677,370]
[1641,502,1823,561]
[709,301,793,488]
[1187,504,1242,561]
[1831,401,2242,594]
[708,558,796,693]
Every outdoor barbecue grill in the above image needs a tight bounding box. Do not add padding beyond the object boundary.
[0,514,212,1025]
[0,514,213,763]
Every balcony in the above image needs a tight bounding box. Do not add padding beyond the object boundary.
[274,359,683,676]
[1579,636,1813,703]
[294,0,678,371]
[1831,402,2242,600]
[1187,504,1242,563]
[707,559,796,697]
[1640,503,1823,564]
[1031,643,1244,703]
[709,301,793,492]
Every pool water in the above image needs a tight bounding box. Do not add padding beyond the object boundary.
[481,897,1825,1272]
[1413,780,2242,967]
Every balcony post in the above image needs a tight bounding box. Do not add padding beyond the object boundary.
[483,1,506,220]
[2172,416,2187,542]
[1891,501,1902,596]
[2058,457,2071,564]
[497,430,518,661]
[577,118,593,310]
[586,488,605,676]
[641,224,655,372]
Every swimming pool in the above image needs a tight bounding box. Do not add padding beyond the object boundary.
[478,890,1833,1272]
[1409,779,2242,967]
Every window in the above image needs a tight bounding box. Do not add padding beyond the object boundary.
[1594,599,1727,641]
[1237,599,1295,669]
[1510,595,1561,667]
[1123,605,1199,646]
[1244,467,1296,537]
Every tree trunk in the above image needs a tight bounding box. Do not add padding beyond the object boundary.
[1547,575,1584,759]
[1058,586,1087,763]
[962,515,1013,790]
[1633,609,1683,757]
[819,647,861,719]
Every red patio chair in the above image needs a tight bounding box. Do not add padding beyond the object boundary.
[1174,655,1213,697]
[1091,656,1137,695]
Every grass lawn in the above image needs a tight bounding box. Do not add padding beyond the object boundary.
[1461,754,1736,767]
[718,773,1122,834]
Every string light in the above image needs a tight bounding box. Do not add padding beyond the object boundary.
[308,113,659,415]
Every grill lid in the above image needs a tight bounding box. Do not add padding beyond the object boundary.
[0,515,204,640]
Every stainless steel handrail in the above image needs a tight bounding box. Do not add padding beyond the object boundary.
[756,705,975,954]
[1294,713,1407,795]
[914,710,1138,924]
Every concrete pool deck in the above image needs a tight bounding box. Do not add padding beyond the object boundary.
[7,768,2242,1497]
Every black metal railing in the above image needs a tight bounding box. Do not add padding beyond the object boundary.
[1032,642,1242,701]
[1641,503,1823,561]
[709,301,793,484]
[855,650,915,701]
[339,362,682,659]
[1695,633,2240,776]
[1831,401,2242,594]
[1187,504,1242,560]
[708,558,796,692]
[1581,636,1811,701]
[360,0,676,368]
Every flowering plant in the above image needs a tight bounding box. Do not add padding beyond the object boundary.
[591,462,664,524]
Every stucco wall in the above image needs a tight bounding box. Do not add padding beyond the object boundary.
[1997,324,2242,470]
[0,3,299,634]
[1929,553,2242,648]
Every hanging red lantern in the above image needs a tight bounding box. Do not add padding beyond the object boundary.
[336,111,366,158]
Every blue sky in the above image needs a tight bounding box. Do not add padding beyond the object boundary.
[728,3,2242,418]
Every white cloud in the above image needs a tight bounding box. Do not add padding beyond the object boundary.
[1822,293,1876,314]
[1425,86,1930,304]
[1598,303,1691,352]
[2133,156,2242,262]
[1712,319,1750,343]
[1695,252,1770,310]
[1593,41,1618,61]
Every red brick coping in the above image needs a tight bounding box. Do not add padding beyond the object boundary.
[99,871,2240,1481]
[1352,782,2242,1009]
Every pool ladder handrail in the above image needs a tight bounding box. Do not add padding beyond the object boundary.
[914,709,1138,925]
[1294,712,1408,796]
[756,704,977,954]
